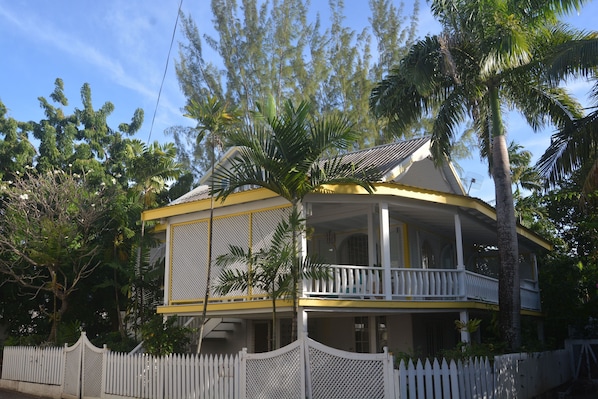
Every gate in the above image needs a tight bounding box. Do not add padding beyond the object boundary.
[61,332,107,399]
[239,337,395,399]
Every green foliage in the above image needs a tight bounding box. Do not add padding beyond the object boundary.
[173,0,421,182]
[0,79,184,344]
[92,331,138,353]
[141,315,193,356]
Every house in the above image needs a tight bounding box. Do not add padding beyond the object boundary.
[142,136,549,356]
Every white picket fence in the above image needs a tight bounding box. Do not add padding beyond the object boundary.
[1,346,64,386]
[394,350,571,398]
[0,334,575,399]
[104,351,238,399]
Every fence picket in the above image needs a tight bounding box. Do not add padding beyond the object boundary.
[423,359,433,399]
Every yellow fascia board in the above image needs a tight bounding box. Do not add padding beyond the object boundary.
[157,298,542,317]
[142,187,281,221]
[320,183,496,218]
[157,299,293,314]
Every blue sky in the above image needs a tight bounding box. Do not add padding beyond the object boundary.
[0,1,596,201]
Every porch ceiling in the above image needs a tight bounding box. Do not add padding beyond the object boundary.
[307,197,542,252]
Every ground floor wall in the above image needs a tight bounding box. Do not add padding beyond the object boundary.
[197,311,463,356]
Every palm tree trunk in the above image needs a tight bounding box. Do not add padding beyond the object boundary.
[271,295,277,349]
[490,86,521,351]
[290,202,300,342]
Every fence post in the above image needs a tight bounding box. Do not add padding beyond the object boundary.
[239,348,247,399]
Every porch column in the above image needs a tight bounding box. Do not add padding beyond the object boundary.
[459,310,471,344]
[379,203,392,300]
[298,307,308,338]
[368,206,376,267]
[454,213,466,299]
[164,223,171,305]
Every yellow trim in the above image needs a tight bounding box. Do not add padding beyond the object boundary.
[158,298,543,317]
[157,299,293,314]
[142,187,281,221]
[151,223,167,232]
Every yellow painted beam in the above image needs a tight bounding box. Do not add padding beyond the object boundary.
[142,187,281,221]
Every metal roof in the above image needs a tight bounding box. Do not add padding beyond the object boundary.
[169,136,432,206]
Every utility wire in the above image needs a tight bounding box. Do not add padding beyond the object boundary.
[147,0,183,143]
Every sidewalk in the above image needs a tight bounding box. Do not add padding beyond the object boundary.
[0,388,47,399]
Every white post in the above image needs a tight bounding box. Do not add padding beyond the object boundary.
[369,315,377,353]
[459,310,471,344]
[164,222,171,305]
[454,213,466,299]
[299,308,308,338]
[380,203,392,300]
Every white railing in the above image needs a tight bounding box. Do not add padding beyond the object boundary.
[464,271,499,304]
[305,265,540,310]
[390,268,461,299]
[1,345,63,386]
[305,264,384,298]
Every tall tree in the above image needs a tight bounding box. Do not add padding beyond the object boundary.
[211,97,382,340]
[0,171,111,343]
[370,0,586,350]
[172,0,419,182]
[0,79,184,345]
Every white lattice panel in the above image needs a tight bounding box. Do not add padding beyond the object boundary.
[251,207,290,252]
[212,214,250,297]
[83,342,104,397]
[171,221,208,301]
[244,340,305,399]
[251,207,291,296]
[307,339,387,399]
[62,341,82,397]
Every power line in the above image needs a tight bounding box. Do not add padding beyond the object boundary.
[147,0,183,143]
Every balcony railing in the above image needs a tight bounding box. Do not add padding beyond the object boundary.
[303,265,541,311]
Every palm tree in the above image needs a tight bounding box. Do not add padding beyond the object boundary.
[211,96,381,340]
[370,0,586,350]
[183,96,241,353]
[537,37,598,195]
[215,207,329,349]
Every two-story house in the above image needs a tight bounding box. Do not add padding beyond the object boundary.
[142,136,548,356]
